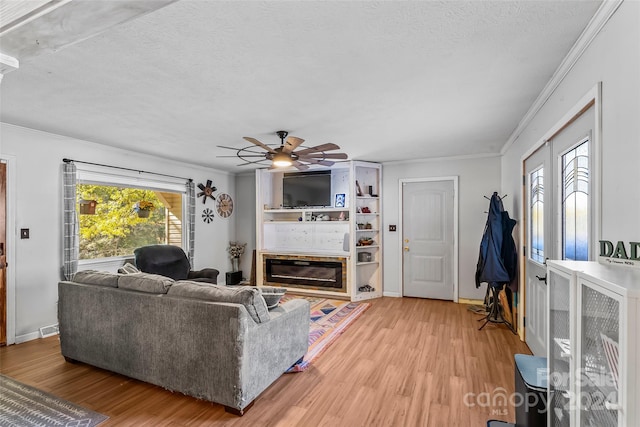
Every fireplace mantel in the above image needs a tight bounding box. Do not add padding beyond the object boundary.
[263,254,348,295]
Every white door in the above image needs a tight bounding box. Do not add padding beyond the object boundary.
[524,147,551,357]
[524,106,595,356]
[0,162,5,345]
[402,179,455,300]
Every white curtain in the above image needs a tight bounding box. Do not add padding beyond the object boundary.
[62,161,78,280]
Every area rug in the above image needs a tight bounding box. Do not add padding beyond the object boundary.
[0,374,108,427]
[284,296,371,372]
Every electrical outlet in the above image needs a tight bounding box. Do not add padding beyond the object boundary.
[389,225,397,232]
[20,228,29,239]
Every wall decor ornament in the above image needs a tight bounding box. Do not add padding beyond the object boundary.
[216,193,234,218]
[197,180,217,204]
[202,208,214,223]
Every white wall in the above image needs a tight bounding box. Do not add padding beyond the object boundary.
[0,123,236,342]
[234,171,257,280]
[501,1,640,247]
[381,155,503,300]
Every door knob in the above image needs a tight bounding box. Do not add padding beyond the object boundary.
[404,247,410,252]
[536,275,547,284]
[404,238,409,243]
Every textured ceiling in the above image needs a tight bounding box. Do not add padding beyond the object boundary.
[0,0,602,172]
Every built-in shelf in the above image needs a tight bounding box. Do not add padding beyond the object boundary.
[356,261,379,266]
[256,161,382,302]
[264,208,349,213]
[265,220,350,224]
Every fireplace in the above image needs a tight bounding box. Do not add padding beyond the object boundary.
[263,255,347,293]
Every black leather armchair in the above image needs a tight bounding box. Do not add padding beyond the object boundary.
[133,245,219,284]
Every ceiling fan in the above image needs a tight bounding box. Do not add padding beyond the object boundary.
[218,130,348,170]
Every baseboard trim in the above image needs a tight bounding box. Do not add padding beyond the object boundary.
[15,331,40,344]
[382,291,401,298]
[458,298,484,305]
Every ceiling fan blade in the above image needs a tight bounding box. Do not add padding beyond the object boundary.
[283,136,304,153]
[197,183,206,191]
[294,143,340,156]
[217,145,265,155]
[300,158,335,167]
[206,180,212,188]
[292,161,310,171]
[217,155,265,158]
[298,152,348,160]
[243,137,276,153]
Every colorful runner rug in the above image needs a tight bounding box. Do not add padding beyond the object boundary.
[0,374,109,426]
[285,296,371,372]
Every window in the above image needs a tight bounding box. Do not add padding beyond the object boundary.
[529,167,544,263]
[77,182,184,260]
[77,184,183,259]
[562,139,589,261]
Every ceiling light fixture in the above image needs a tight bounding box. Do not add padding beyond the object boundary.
[217,130,348,171]
[272,149,293,167]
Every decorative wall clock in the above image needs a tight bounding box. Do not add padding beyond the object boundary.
[215,193,234,218]
[202,208,214,223]
[197,180,216,204]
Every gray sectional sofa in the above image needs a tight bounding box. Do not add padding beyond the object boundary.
[58,270,310,415]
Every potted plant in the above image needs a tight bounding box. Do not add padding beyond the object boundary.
[227,241,247,272]
[134,200,154,218]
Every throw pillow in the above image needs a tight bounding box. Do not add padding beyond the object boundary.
[72,270,119,288]
[260,286,287,309]
[117,262,139,274]
[118,272,174,294]
[169,281,270,323]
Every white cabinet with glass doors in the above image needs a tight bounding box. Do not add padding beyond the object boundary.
[546,260,640,427]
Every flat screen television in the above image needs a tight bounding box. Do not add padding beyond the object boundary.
[282,170,332,208]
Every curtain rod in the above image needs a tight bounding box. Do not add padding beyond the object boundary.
[63,158,192,182]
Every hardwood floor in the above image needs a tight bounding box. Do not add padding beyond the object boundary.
[0,297,531,426]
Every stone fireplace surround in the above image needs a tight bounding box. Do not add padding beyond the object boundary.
[263,254,348,293]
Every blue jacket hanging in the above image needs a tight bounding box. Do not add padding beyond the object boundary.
[475,192,518,290]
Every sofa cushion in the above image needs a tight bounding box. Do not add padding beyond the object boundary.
[72,270,119,288]
[118,272,174,294]
[117,262,140,274]
[169,282,270,323]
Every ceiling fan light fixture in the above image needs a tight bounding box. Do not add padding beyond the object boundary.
[222,130,347,171]
[272,150,293,167]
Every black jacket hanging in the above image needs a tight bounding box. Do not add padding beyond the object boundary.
[475,192,517,290]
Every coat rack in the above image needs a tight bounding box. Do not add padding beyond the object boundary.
[475,191,517,334]
[483,194,507,213]
[483,193,507,200]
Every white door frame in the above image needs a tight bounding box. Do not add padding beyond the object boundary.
[398,176,459,302]
[518,82,602,340]
[1,155,17,345]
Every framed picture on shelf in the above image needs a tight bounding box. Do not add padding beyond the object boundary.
[335,193,346,207]
[356,180,363,196]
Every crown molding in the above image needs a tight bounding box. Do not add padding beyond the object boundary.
[382,152,500,166]
[500,0,624,155]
